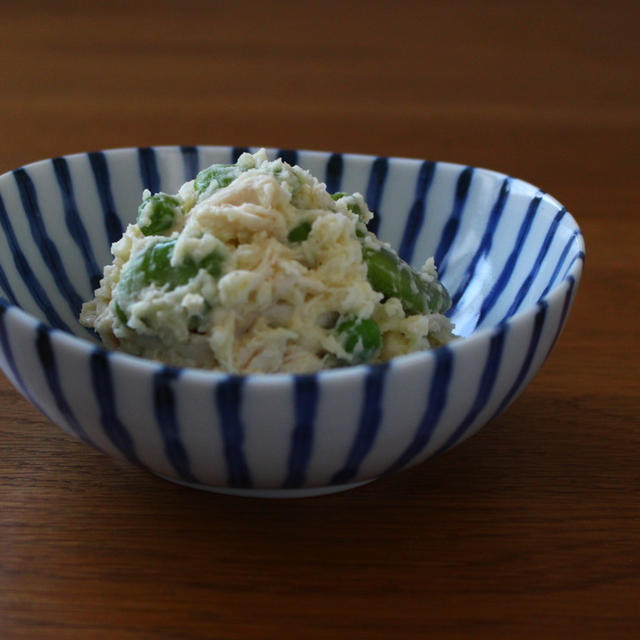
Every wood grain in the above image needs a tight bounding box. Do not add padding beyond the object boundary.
[1,2,638,638]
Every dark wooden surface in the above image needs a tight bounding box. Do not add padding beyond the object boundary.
[1,2,639,638]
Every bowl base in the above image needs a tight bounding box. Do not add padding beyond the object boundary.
[156,474,373,498]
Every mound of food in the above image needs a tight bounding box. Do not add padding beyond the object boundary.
[80,150,454,373]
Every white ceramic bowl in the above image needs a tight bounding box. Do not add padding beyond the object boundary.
[0,146,584,497]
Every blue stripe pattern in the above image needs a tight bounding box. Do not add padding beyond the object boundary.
[88,151,123,245]
[488,302,548,423]
[35,323,95,446]
[434,326,507,456]
[0,193,71,332]
[546,276,577,357]
[284,374,319,488]
[232,146,250,163]
[153,366,197,483]
[365,157,388,236]
[449,177,511,313]
[475,192,543,328]
[0,306,31,402]
[501,208,567,320]
[0,264,18,306]
[52,156,102,291]
[14,169,84,317]
[562,251,585,281]
[324,153,343,194]
[0,307,57,425]
[384,346,454,474]
[215,376,252,488]
[332,362,390,484]
[398,160,437,264]
[138,147,161,193]
[89,350,139,464]
[538,230,580,300]
[181,146,199,180]
[276,149,298,166]
[434,166,474,276]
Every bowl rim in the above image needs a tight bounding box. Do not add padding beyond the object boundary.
[0,145,586,384]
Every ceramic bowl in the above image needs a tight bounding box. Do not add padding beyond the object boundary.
[0,146,584,497]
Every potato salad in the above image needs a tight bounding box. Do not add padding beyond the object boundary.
[80,150,455,373]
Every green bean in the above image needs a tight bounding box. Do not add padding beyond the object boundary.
[287,220,312,243]
[348,201,362,216]
[336,316,382,364]
[194,163,243,198]
[137,193,181,236]
[362,244,451,315]
[115,239,224,317]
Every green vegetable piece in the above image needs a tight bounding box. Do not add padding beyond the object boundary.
[194,164,242,197]
[114,301,127,324]
[134,240,193,289]
[195,249,225,280]
[288,220,312,243]
[187,300,212,332]
[137,193,181,236]
[331,192,362,216]
[336,316,382,364]
[362,245,451,315]
[116,239,224,308]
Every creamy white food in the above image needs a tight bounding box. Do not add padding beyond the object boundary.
[80,150,455,373]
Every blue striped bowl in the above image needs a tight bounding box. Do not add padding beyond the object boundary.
[0,146,584,497]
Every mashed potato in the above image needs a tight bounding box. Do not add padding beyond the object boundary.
[80,150,454,373]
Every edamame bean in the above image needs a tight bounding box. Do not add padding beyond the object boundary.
[129,240,194,290]
[137,193,181,236]
[194,164,243,197]
[336,316,382,364]
[362,245,451,315]
[115,239,224,317]
[331,192,363,216]
[195,249,225,281]
[287,220,312,243]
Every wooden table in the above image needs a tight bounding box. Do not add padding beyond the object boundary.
[1,2,638,638]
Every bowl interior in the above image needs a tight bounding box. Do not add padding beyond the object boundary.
[0,146,583,343]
